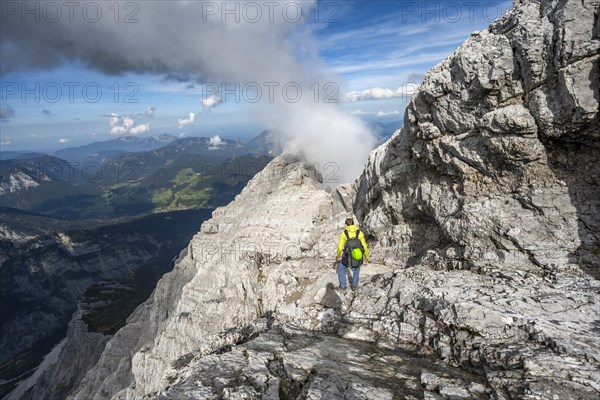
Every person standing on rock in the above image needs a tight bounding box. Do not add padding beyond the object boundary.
[336,217,369,290]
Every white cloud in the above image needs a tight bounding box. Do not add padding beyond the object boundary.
[202,95,221,108]
[208,135,224,150]
[177,112,196,129]
[110,127,127,135]
[110,125,127,135]
[376,110,401,117]
[122,115,135,129]
[344,85,418,103]
[146,106,157,116]
[129,123,151,134]
[349,110,372,115]
[109,112,152,135]
[109,113,124,134]
[58,138,71,144]
[1,139,11,145]
[349,109,401,117]
[179,132,189,138]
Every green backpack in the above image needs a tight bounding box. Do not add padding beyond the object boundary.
[343,229,364,268]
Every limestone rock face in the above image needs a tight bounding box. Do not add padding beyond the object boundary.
[350,0,600,397]
[155,323,492,400]
[355,0,600,275]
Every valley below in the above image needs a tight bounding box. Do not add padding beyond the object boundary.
[0,133,278,398]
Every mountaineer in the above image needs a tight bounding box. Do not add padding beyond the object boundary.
[335,217,369,290]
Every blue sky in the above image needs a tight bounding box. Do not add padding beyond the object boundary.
[0,0,512,152]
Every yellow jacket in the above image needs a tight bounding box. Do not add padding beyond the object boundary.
[336,225,369,259]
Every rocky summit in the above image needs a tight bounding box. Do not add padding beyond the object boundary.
[22,0,599,399]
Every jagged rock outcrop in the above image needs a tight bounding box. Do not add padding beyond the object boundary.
[27,0,600,399]
[352,0,600,397]
[355,0,599,274]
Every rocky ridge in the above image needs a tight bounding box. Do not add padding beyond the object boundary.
[24,0,600,399]
[50,155,504,400]
[356,0,600,275]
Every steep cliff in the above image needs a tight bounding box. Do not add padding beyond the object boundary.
[352,0,600,396]
[355,0,600,276]
[0,209,210,398]
[27,0,600,399]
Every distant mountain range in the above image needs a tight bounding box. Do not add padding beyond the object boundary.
[0,125,395,163]
[50,132,284,164]
[52,133,179,162]
[245,130,285,155]
[0,154,92,203]
[0,132,280,218]
[0,128,399,218]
